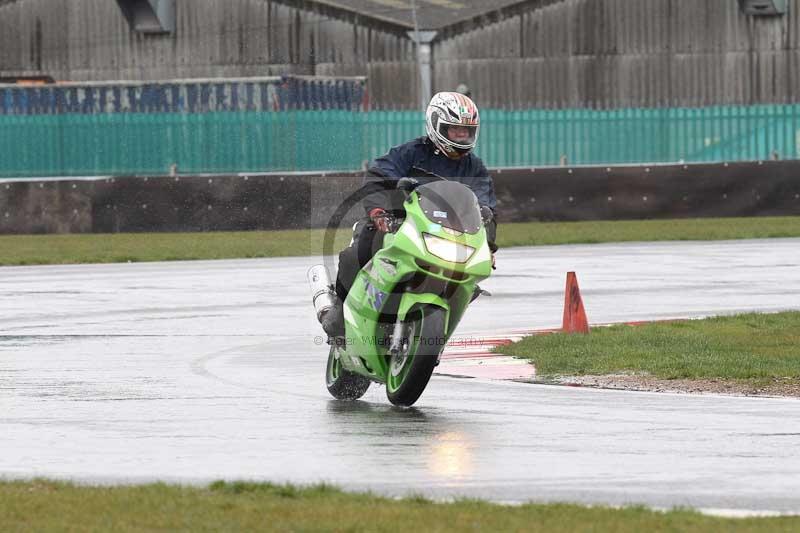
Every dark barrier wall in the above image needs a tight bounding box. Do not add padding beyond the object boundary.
[493,161,800,222]
[1,161,799,235]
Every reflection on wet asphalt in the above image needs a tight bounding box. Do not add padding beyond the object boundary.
[1,240,800,512]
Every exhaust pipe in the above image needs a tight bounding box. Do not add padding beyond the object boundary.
[307,265,336,323]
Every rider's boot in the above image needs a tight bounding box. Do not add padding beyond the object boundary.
[320,297,345,338]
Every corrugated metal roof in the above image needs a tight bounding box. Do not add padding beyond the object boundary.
[306,0,528,30]
[0,0,542,33]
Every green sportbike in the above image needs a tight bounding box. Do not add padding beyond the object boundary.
[309,178,494,406]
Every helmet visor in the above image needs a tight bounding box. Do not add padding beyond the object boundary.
[438,123,478,148]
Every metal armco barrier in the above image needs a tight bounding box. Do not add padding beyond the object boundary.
[1,161,798,235]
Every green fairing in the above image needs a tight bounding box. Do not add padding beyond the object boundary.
[337,187,492,386]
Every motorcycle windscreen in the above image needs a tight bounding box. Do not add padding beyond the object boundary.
[416,180,482,234]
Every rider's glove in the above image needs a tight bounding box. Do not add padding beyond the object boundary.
[480,205,494,225]
[369,207,391,233]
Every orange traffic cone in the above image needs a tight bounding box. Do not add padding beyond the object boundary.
[562,271,590,334]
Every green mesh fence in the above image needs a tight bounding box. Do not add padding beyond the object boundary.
[1,105,798,178]
[482,106,799,167]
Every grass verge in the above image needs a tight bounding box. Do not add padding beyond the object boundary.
[497,215,800,247]
[1,215,799,266]
[498,312,800,383]
[0,228,352,266]
[1,479,797,532]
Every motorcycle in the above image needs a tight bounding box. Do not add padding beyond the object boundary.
[308,177,494,406]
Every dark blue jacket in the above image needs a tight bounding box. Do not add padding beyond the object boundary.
[363,136,497,251]
[364,136,496,212]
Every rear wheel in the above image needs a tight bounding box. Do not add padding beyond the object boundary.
[386,307,446,407]
[326,345,371,400]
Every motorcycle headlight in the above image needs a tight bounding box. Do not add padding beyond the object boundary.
[422,233,475,263]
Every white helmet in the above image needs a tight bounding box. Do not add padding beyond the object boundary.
[425,91,480,158]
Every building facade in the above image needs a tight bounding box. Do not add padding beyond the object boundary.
[1,0,799,110]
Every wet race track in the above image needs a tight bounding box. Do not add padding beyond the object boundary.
[2,238,800,514]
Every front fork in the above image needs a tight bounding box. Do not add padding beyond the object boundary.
[389,319,406,356]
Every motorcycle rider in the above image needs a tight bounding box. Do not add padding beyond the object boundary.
[322,91,498,338]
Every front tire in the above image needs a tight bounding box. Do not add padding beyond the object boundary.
[386,307,446,407]
[326,345,371,400]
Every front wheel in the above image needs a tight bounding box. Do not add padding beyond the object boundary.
[386,306,447,407]
[326,345,371,400]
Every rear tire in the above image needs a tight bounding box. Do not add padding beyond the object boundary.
[386,307,446,407]
[326,345,371,400]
